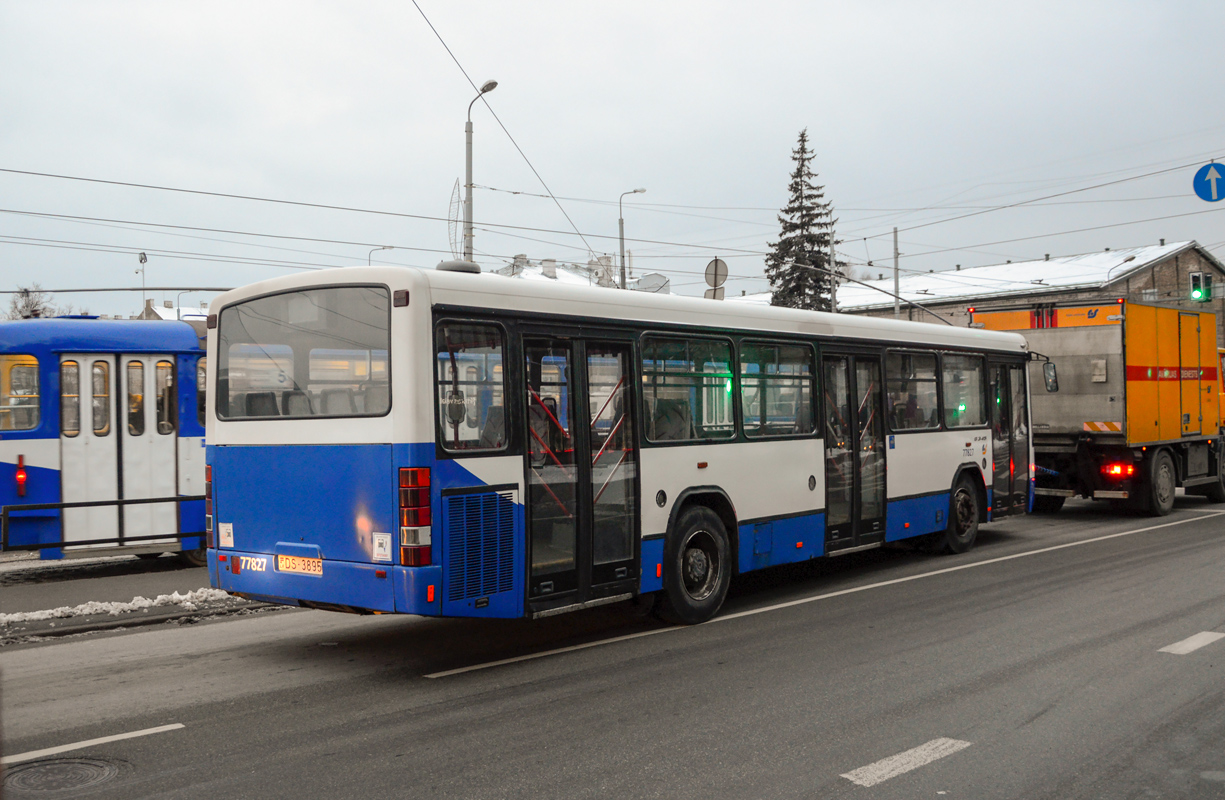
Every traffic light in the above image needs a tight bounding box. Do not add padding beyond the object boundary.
[1190,272,1213,302]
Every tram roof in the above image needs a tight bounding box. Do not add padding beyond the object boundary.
[0,317,203,355]
[214,266,1029,354]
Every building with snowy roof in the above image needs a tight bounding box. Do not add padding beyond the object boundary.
[491,253,670,294]
[731,240,1225,344]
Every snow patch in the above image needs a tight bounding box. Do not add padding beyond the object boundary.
[0,588,233,625]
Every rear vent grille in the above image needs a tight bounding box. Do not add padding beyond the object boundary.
[445,490,515,601]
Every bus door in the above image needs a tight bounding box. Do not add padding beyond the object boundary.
[60,355,119,545]
[988,362,1029,516]
[121,356,179,546]
[523,337,638,608]
[822,353,886,552]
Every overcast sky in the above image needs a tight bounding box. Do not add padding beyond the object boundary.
[2,1,1223,316]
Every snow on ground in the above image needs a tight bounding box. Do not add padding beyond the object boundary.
[0,587,233,625]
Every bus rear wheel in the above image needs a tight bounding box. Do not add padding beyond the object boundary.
[658,506,730,625]
[178,547,208,568]
[930,477,980,554]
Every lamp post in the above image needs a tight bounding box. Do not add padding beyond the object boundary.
[464,79,498,263]
[368,246,394,265]
[136,252,148,311]
[619,188,645,290]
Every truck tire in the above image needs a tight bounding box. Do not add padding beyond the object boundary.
[1032,495,1065,514]
[1145,450,1176,516]
[657,506,731,625]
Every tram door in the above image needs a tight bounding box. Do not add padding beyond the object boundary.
[823,353,887,552]
[523,337,638,607]
[59,354,179,547]
[989,362,1030,516]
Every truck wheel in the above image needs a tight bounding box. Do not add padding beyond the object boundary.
[1032,495,1065,514]
[1146,451,1176,516]
[657,506,731,625]
[931,477,980,554]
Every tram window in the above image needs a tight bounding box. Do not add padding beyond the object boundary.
[128,361,145,436]
[942,353,986,428]
[0,355,40,431]
[435,322,507,452]
[60,361,80,437]
[156,361,176,434]
[740,341,815,438]
[642,336,735,442]
[92,361,110,436]
[886,351,940,431]
[196,357,207,426]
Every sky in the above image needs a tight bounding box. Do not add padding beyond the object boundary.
[2,1,1224,317]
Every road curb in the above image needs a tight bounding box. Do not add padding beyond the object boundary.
[0,601,284,640]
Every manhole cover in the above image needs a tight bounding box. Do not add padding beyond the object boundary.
[3,757,121,793]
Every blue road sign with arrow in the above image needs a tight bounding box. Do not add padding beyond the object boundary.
[1194,163,1225,202]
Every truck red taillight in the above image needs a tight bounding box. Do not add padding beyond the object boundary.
[205,464,214,547]
[399,467,431,566]
[1101,462,1135,478]
[15,454,27,498]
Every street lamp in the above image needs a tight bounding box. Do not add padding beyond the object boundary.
[463,79,498,263]
[619,188,645,290]
[136,252,148,310]
[368,246,394,265]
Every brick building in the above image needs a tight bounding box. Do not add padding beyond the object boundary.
[831,241,1225,344]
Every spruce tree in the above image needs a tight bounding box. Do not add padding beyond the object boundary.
[764,129,840,311]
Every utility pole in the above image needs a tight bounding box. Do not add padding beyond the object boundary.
[893,227,900,319]
[828,221,838,312]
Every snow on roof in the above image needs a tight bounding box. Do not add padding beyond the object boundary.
[834,241,1201,311]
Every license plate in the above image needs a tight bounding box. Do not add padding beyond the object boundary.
[277,555,323,576]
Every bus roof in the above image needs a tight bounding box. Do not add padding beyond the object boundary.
[213,266,1029,354]
[0,318,204,355]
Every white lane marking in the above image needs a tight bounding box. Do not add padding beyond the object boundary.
[425,511,1225,678]
[842,738,972,787]
[1,723,185,765]
[1159,631,1225,655]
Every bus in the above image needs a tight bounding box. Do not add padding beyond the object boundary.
[205,265,1032,624]
[0,317,208,564]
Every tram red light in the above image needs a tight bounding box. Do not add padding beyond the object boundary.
[1101,462,1135,478]
[15,455,27,497]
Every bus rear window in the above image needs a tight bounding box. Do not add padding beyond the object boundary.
[216,286,391,419]
[1,355,40,431]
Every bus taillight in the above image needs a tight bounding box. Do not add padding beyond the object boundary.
[15,454,27,497]
[205,464,214,547]
[399,467,432,566]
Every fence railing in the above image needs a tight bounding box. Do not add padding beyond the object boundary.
[1,495,206,551]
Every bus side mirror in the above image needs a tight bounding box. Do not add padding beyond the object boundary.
[1043,362,1059,393]
[445,390,467,425]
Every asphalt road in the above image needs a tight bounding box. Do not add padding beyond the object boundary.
[2,497,1225,798]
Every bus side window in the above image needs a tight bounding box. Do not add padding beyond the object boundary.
[1,355,40,431]
[196,357,207,427]
[941,354,987,428]
[642,336,735,442]
[886,351,939,431]
[435,322,506,452]
[61,361,80,437]
[740,340,815,438]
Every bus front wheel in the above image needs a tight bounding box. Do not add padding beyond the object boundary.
[658,506,731,625]
[931,477,980,554]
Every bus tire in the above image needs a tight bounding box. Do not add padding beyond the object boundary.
[932,477,980,554]
[657,506,730,625]
[1146,450,1176,517]
[1031,495,1065,513]
[178,547,208,568]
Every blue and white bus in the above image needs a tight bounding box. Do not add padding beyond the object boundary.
[205,264,1032,624]
[0,318,208,564]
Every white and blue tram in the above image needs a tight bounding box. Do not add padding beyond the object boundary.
[0,317,208,563]
[205,265,1032,623]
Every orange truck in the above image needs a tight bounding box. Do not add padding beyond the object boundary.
[972,301,1225,515]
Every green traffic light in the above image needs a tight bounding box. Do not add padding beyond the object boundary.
[1193,289,1203,299]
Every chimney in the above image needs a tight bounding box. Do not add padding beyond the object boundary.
[955,265,961,271]
[1045,254,1050,261]
[542,259,557,279]
[163,300,173,308]
[1160,238,1165,246]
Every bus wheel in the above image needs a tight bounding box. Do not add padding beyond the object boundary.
[1146,451,1176,516]
[1031,495,1065,513]
[178,547,208,568]
[658,506,730,625]
[933,478,979,554]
